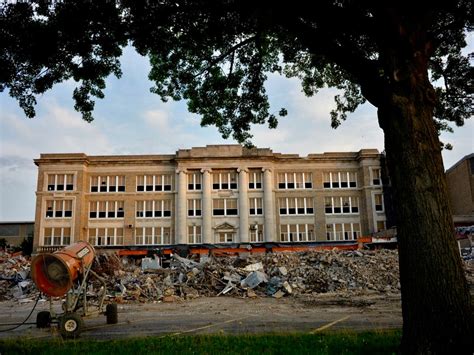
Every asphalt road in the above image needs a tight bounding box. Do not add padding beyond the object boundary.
[0,294,402,340]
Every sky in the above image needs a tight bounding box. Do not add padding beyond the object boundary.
[1,38,473,221]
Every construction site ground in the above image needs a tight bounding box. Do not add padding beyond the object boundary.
[0,292,402,340]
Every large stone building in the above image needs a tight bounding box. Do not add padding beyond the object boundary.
[446,153,474,226]
[32,145,388,251]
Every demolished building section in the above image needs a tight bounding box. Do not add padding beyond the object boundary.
[2,249,473,304]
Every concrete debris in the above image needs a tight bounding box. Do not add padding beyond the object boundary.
[1,249,474,305]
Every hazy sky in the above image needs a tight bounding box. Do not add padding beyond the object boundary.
[1,37,473,221]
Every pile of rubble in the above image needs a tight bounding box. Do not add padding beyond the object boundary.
[0,251,35,302]
[1,249,473,303]
[93,250,402,303]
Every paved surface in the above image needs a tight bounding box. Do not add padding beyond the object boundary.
[0,294,402,340]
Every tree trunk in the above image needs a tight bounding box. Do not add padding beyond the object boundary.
[378,82,473,353]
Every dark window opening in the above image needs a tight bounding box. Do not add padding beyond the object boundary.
[137,185,144,192]
[66,184,73,191]
[221,183,229,189]
[163,210,171,217]
[188,184,194,190]
[332,182,339,188]
[146,185,153,191]
[98,212,106,218]
[108,212,115,218]
[57,185,64,191]
[373,179,380,185]
[154,211,162,217]
[341,182,348,188]
[307,208,314,214]
[213,209,224,216]
[48,185,55,191]
[288,208,296,214]
[325,207,332,214]
[349,182,357,187]
[257,208,263,214]
[155,185,163,191]
[213,183,220,189]
[137,211,144,218]
[145,211,152,217]
[305,182,312,188]
[91,186,98,192]
[375,205,383,212]
[230,183,237,189]
[117,211,124,218]
[64,211,72,217]
[109,186,117,192]
[196,210,201,216]
[278,183,286,189]
[280,208,287,215]
[118,186,125,192]
[297,208,305,214]
[287,183,295,189]
[323,182,331,188]
[249,183,255,189]
[352,207,359,213]
[343,206,350,213]
[164,185,172,191]
[100,186,107,192]
[55,211,63,218]
[90,212,97,218]
[227,209,238,215]
[334,207,341,213]
[46,211,53,218]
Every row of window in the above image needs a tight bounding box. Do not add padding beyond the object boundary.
[42,222,366,246]
[45,194,385,219]
[45,169,384,193]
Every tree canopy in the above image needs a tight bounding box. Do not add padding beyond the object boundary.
[1,1,472,144]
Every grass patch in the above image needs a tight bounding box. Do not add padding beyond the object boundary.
[0,330,401,355]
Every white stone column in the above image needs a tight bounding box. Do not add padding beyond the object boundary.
[263,168,276,242]
[238,168,249,243]
[176,169,187,244]
[201,168,212,244]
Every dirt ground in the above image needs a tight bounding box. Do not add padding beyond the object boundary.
[0,292,402,340]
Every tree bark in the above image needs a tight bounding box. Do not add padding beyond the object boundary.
[378,80,473,353]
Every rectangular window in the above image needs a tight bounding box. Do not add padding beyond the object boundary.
[325,196,359,214]
[372,168,382,186]
[248,170,263,189]
[280,197,313,215]
[212,171,238,190]
[326,223,360,241]
[277,173,312,189]
[188,199,202,217]
[89,201,124,219]
[218,232,234,243]
[188,225,202,244]
[250,224,264,242]
[377,220,386,232]
[136,174,173,192]
[323,172,357,189]
[42,227,71,246]
[136,200,172,218]
[212,198,238,216]
[249,198,263,215]
[279,224,314,242]
[89,227,124,246]
[374,193,384,212]
[187,172,202,190]
[90,175,126,193]
[47,174,74,191]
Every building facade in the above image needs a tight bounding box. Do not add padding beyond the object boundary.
[0,221,34,247]
[446,153,474,226]
[33,145,388,251]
